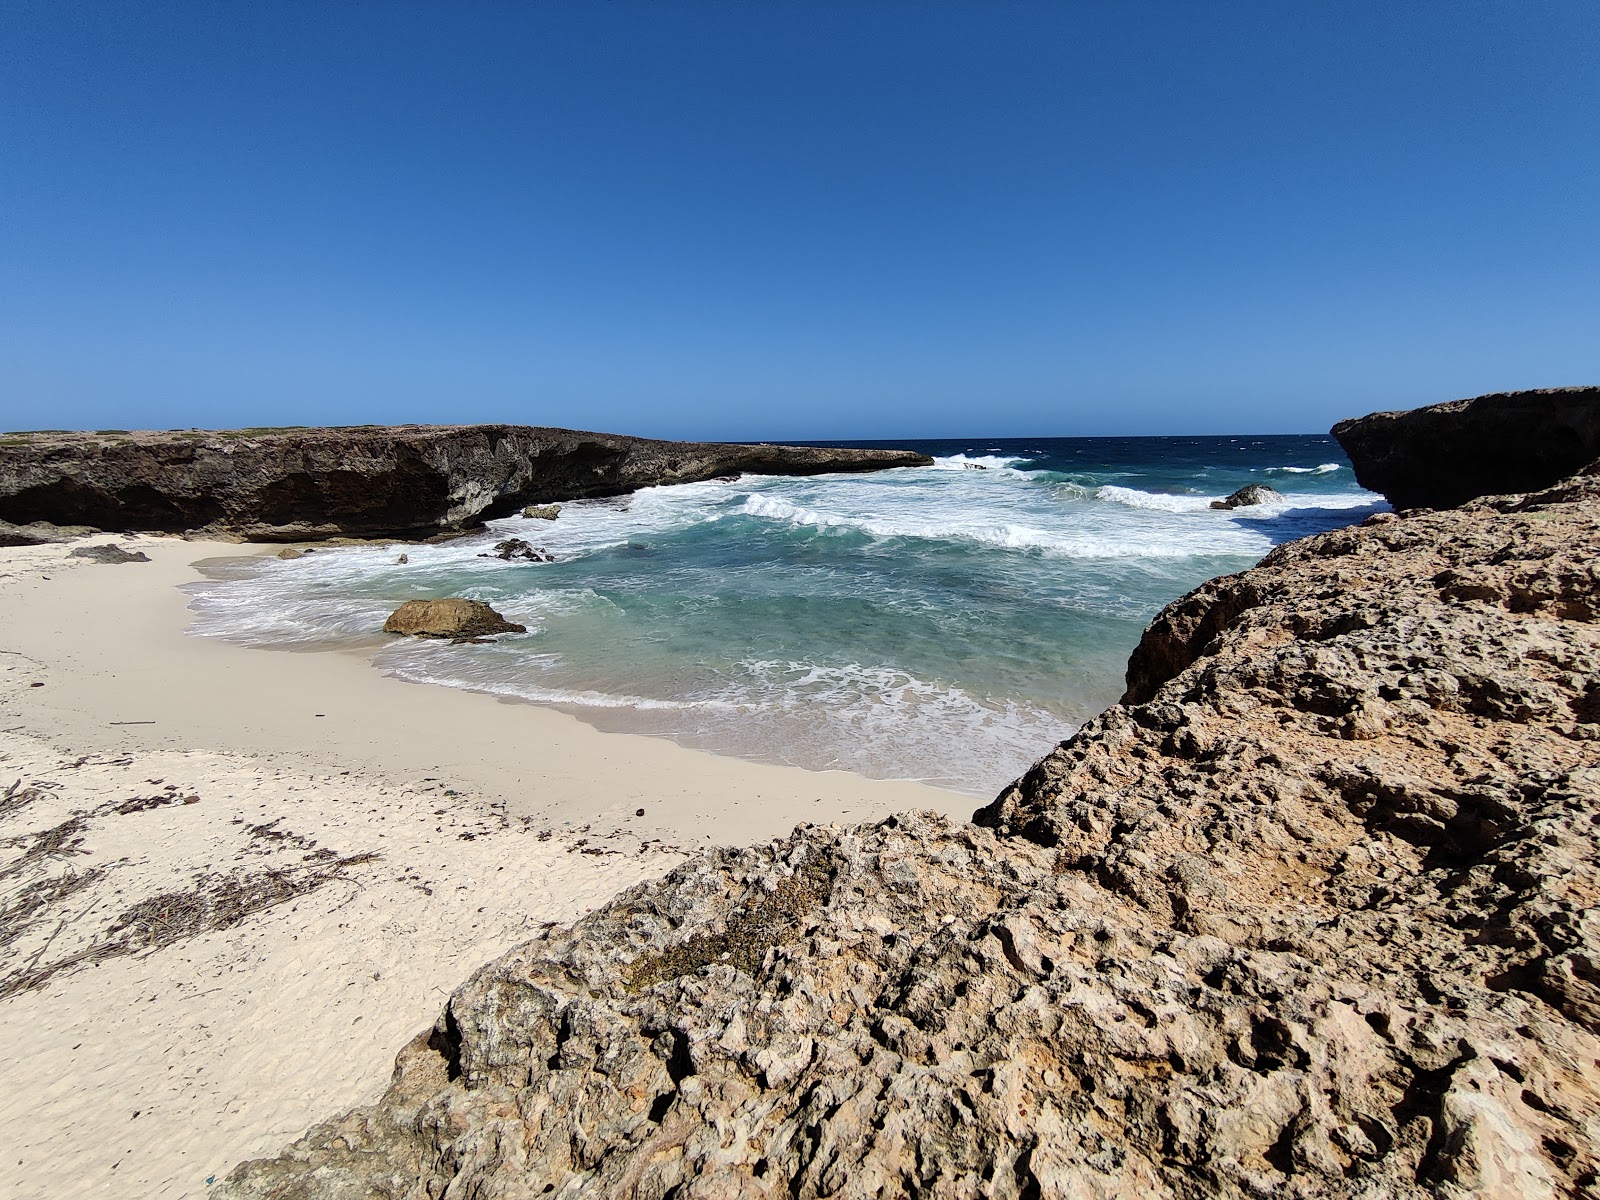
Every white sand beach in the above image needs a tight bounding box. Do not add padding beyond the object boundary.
[0,536,966,1199]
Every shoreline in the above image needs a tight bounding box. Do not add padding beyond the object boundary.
[0,535,965,1199]
[6,535,967,843]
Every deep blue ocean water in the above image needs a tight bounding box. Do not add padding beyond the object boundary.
[186,435,1383,796]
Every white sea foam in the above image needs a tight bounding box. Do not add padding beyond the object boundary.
[929,453,1028,471]
[1094,485,1217,513]
[1263,462,1343,475]
[739,492,1244,557]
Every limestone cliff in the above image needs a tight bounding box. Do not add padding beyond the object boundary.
[220,406,1600,1198]
[0,426,930,541]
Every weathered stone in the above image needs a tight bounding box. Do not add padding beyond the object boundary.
[1333,386,1600,509]
[222,416,1600,1196]
[66,544,150,564]
[274,547,304,560]
[1210,483,1283,509]
[381,599,525,640]
[522,504,561,520]
[0,426,931,541]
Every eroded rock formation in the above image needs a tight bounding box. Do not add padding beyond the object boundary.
[0,426,930,542]
[1333,386,1600,510]
[221,413,1600,1198]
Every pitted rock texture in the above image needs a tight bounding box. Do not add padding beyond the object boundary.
[1332,387,1600,510]
[0,426,929,542]
[221,469,1600,1197]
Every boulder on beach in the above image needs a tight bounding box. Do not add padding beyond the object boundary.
[521,504,561,520]
[1209,483,1282,509]
[67,544,150,564]
[381,598,525,640]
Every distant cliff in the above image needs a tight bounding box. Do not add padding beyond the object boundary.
[220,390,1600,1199]
[0,425,931,541]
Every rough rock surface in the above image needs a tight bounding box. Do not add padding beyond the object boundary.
[523,504,561,520]
[1333,387,1600,510]
[381,599,526,641]
[66,543,151,564]
[1210,484,1283,510]
[0,426,930,542]
[480,537,553,563]
[221,454,1600,1195]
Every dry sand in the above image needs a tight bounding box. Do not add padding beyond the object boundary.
[0,535,967,1199]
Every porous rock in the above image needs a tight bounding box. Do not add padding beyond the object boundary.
[381,599,525,640]
[1210,483,1282,510]
[522,504,561,520]
[0,426,931,541]
[1333,386,1600,510]
[223,454,1600,1195]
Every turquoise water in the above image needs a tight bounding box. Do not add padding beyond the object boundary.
[185,435,1383,796]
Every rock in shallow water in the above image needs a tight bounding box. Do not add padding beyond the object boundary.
[1209,483,1282,509]
[381,598,525,640]
[480,537,553,563]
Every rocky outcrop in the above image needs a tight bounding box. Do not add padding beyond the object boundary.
[1333,386,1600,510]
[382,599,525,641]
[522,504,561,520]
[0,519,99,546]
[0,426,930,542]
[1210,483,1282,510]
[220,432,1600,1195]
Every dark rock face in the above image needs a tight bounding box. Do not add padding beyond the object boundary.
[479,537,553,563]
[0,426,931,542]
[1333,386,1600,510]
[221,450,1600,1194]
[1209,483,1282,510]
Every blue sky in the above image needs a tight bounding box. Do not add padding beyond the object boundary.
[2,1,1596,440]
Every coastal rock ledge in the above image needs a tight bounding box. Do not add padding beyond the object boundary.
[0,425,930,541]
[222,401,1600,1199]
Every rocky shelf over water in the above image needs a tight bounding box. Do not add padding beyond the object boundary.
[214,389,1599,1198]
[0,425,931,542]
[1333,386,1600,511]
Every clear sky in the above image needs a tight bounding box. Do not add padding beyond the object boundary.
[2,1,1596,440]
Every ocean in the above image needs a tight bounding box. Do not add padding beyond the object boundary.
[184,434,1384,797]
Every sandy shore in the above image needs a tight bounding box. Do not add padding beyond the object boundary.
[0,535,966,1199]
